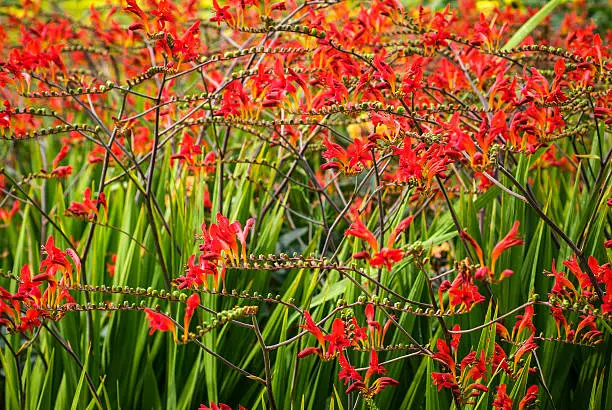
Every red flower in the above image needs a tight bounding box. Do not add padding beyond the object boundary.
[191,213,254,290]
[448,275,485,312]
[182,293,200,342]
[372,52,397,93]
[174,255,216,290]
[214,81,254,119]
[346,375,399,398]
[432,339,455,373]
[144,308,177,340]
[166,21,200,69]
[460,229,484,267]
[321,137,373,175]
[490,221,523,274]
[16,308,43,332]
[513,333,538,368]
[298,313,349,360]
[400,57,424,95]
[431,372,457,391]
[299,311,326,349]
[369,248,403,271]
[492,384,513,410]
[492,343,511,375]
[0,101,11,129]
[345,218,379,253]
[463,350,487,382]
[170,133,202,167]
[324,318,351,357]
[518,385,538,410]
[0,200,20,225]
[513,305,536,339]
[199,403,246,410]
[124,0,151,34]
[461,221,523,282]
[345,215,413,271]
[548,261,576,296]
[551,307,569,339]
[40,236,80,285]
[364,349,387,382]
[15,264,42,303]
[66,188,107,220]
[210,0,235,26]
[338,353,361,385]
[575,315,597,341]
[51,145,69,169]
[391,138,451,192]
[451,325,461,350]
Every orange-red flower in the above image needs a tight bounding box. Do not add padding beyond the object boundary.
[182,293,200,342]
[144,308,177,340]
[345,215,414,271]
[492,384,513,410]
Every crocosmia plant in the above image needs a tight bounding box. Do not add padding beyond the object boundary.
[0,0,611,409]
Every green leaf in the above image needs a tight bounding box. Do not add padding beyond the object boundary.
[501,0,563,51]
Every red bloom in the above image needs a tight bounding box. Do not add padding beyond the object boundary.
[214,81,253,119]
[460,229,485,267]
[124,0,148,23]
[432,339,455,373]
[182,293,200,342]
[338,353,361,385]
[392,138,451,192]
[513,305,536,339]
[518,385,538,410]
[0,200,20,225]
[66,188,107,220]
[346,376,399,398]
[551,307,569,339]
[448,276,485,312]
[369,248,403,271]
[174,254,217,290]
[297,347,323,359]
[15,264,42,303]
[364,349,387,382]
[210,0,235,26]
[345,215,413,270]
[492,384,513,410]
[492,343,511,375]
[431,372,457,391]
[548,261,576,296]
[298,313,349,360]
[51,145,69,169]
[461,221,523,282]
[450,325,461,350]
[321,137,373,175]
[166,21,200,69]
[300,311,325,348]
[463,350,487,382]
[40,236,80,285]
[170,133,202,167]
[144,308,176,339]
[345,218,379,253]
[324,318,351,357]
[199,403,246,410]
[50,165,72,179]
[490,221,523,273]
[513,333,538,368]
[372,52,397,93]
[349,316,367,346]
